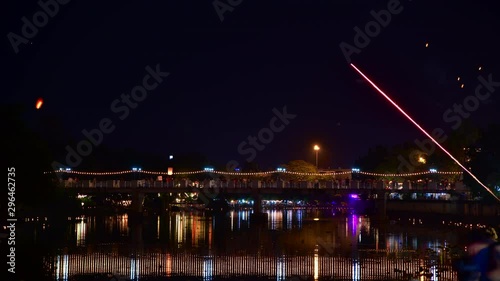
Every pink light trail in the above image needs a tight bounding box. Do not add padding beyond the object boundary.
[350,63,500,202]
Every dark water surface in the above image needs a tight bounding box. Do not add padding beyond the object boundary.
[17,208,489,280]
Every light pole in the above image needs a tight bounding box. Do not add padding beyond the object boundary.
[314,145,320,168]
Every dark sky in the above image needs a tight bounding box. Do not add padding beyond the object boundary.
[3,0,500,170]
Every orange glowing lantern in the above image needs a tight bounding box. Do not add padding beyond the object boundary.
[36,98,43,109]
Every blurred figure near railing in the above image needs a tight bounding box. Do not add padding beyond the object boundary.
[455,227,500,281]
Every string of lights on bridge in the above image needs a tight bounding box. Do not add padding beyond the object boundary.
[45,168,462,177]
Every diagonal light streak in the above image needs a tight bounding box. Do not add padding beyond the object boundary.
[350,63,500,202]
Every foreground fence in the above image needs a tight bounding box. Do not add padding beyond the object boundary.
[51,251,458,280]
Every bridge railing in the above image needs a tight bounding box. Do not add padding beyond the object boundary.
[60,180,377,190]
[60,180,460,192]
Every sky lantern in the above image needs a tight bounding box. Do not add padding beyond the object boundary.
[36,98,43,109]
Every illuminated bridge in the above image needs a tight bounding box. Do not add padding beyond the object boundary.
[52,169,465,194]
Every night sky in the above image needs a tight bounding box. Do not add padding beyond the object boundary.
[3,0,500,170]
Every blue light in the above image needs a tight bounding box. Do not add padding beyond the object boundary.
[352,168,360,172]
[132,168,138,171]
[429,169,437,173]
[204,167,214,172]
[277,167,286,172]
[235,168,240,172]
[65,168,71,171]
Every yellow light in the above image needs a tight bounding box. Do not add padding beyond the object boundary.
[314,145,320,151]
[418,156,426,164]
[461,84,464,89]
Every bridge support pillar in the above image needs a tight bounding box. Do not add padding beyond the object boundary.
[250,191,267,224]
[253,193,262,214]
[374,191,388,221]
[159,194,170,214]
[130,190,145,221]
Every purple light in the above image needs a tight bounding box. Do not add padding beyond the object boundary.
[352,214,357,237]
[350,194,359,199]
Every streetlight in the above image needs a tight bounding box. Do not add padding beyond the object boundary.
[314,145,320,168]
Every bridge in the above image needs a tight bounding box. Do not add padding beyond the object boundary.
[51,169,467,218]
[60,178,468,218]
[52,168,465,194]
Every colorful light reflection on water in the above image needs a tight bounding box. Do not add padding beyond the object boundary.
[39,209,482,280]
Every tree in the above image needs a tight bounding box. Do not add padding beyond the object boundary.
[283,160,318,181]
[1,104,80,216]
[464,124,500,201]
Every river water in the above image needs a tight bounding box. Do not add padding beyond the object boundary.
[18,208,487,280]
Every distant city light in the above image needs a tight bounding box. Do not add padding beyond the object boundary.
[478,66,482,71]
[351,168,360,172]
[169,155,173,160]
[425,42,429,48]
[457,77,461,81]
[204,167,214,172]
[132,168,138,171]
[65,168,71,171]
[429,169,437,173]
[235,168,240,172]
[460,84,464,89]
[349,194,360,199]
[313,218,319,221]
[277,167,286,172]
[418,157,426,164]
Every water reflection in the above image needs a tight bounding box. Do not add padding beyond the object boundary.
[267,210,284,230]
[76,220,86,246]
[130,256,139,280]
[44,209,468,280]
[314,245,319,281]
[55,254,68,280]
[277,255,285,281]
[352,259,360,281]
[203,256,213,281]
